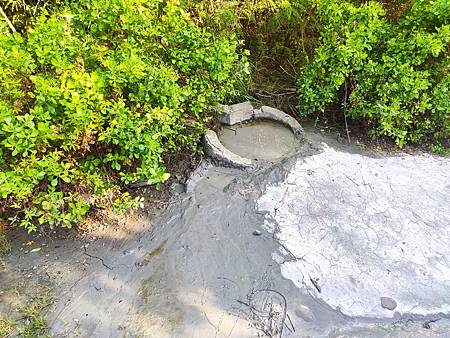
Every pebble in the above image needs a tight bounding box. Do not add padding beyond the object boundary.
[380,296,397,310]
[252,230,262,236]
[295,305,315,322]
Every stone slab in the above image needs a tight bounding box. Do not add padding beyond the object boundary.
[219,102,254,125]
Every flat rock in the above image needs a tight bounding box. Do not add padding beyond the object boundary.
[220,102,253,125]
[380,297,397,311]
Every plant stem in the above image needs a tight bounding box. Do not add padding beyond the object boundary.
[344,80,351,144]
[0,6,16,33]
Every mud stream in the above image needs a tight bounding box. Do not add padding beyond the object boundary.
[1,127,450,337]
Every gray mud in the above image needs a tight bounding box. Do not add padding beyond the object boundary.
[1,127,449,337]
[218,120,297,161]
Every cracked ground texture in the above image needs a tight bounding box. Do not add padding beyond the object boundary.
[257,143,450,319]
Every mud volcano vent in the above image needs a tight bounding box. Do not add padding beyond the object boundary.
[205,102,305,168]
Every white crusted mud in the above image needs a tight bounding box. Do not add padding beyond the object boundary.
[257,144,450,319]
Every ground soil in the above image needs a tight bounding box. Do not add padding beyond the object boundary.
[0,148,202,336]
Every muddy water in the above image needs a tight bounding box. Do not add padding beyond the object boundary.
[218,120,297,161]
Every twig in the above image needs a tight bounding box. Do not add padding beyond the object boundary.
[279,64,297,79]
[343,80,351,144]
[423,318,441,329]
[310,277,322,293]
[238,289,288,337]
[0,6,16,33]
[286,58,299,76]
[271,231,300,262]
[254,88,297,98]
[285,313,295,333]
[33,0,42,16]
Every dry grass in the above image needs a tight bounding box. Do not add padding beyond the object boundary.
[0,318,14,338]
[0,283,53,338]
[0,223,10,256]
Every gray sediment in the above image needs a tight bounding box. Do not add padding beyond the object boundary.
[3,124,449,338]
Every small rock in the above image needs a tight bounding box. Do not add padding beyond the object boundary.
[295,305,315,322]
[220,102,253,125]
[252,230,262,236]
[128,180,150,188]
[380,296,397,310]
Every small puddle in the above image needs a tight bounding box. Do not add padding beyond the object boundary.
[218,120,297,161]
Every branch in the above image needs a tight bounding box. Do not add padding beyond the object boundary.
[343,80,351,144]
[0,6,16,33]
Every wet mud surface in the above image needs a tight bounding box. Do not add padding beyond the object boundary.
[218,120,297,161]
[1,127,450,337]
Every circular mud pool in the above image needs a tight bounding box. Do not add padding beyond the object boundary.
[218,120,297,161]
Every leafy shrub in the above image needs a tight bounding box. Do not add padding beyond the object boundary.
[0,0,65,33]
[188,0,449,149]
[1,0,448,235]
[187,0,319,66]
[0,0,249,232]
[298,0,450,147]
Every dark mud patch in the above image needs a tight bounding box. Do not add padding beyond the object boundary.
[139,240,167,267]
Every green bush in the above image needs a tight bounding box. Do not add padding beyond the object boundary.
[189,0,449,149]
[0,0,249,232]
[187,0,319,66]
[298,0,450,147]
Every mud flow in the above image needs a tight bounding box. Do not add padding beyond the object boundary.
[2,127,450,337]
[218,120,297,161]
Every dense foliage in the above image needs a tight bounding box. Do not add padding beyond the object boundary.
[188,0,318,65]
[0,0,249,232]
[0,0,448,233]
[298,0,450,147]
[188,0,449,148]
